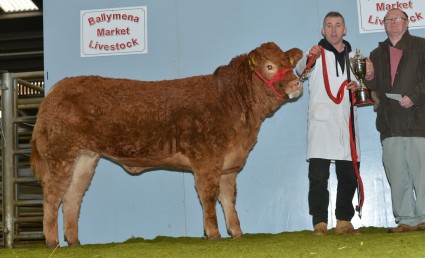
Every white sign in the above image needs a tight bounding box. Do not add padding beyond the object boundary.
[81,6,147,57]
[357,0,425,33]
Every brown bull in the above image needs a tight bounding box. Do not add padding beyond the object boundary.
[31,42,303,247]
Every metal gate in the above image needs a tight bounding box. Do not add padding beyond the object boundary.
[1,71,45,248]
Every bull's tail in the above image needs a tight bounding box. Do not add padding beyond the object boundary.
[31,139,49,181]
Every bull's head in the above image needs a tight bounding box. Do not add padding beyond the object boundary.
[249,42,303,100]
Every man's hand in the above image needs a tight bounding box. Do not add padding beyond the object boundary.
[346,81,358,91]
[365,58,374,81]
[399,95,414,108]
[307,45,322,59]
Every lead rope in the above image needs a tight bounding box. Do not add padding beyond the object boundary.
[320,46,364,218]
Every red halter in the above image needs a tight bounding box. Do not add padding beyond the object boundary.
[254,68,293,100]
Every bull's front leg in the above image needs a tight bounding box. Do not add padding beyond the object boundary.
[193,168,222,240]
[218,172,243,238]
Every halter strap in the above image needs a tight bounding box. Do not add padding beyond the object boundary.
[254,68,293,100]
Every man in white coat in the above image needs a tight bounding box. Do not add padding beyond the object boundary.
[296,11,362,236]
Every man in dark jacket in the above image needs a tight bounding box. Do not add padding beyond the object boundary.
[365,8,425,233]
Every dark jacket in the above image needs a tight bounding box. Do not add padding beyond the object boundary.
[366,31,425,142]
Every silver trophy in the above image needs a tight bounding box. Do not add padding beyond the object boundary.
[350,48,373,106]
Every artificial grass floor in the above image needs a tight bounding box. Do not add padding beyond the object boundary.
[1,227,425,257]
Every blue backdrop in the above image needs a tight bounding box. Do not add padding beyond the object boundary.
[43,0,425,245]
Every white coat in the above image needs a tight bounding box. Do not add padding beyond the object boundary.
[296,48,360,161]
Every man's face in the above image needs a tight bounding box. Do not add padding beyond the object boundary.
[384,9,409,38]
[321,16,347,47]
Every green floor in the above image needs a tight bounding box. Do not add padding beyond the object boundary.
[1,227,424,257]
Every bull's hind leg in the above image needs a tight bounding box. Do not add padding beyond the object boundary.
[61,150,100,246]
[193,167,222,240]
[218,172,243,238]
[42,161,74,248]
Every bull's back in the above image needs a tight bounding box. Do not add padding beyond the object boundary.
[38,75,216,125]
[33,75,223,160]
[45,75,214,110]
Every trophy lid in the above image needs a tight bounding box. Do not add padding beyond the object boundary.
[353,48,365,60]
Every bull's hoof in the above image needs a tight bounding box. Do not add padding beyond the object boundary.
[208,234,222,240]
[46,242,60,249]
[231,233,244,239]
[68,240,81,247]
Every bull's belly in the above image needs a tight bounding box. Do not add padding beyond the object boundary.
[103,149,247,175]
[106,152,192,174]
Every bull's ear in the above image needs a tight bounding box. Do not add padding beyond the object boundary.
[248,55,257,67]
[286,48,303,67]
[248,51,260,70]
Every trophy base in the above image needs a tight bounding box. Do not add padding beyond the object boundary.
[354,88,374,107]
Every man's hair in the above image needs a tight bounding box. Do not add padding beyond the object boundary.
[401,10,408,19]
[323,11,345,26]
[386,8,408,19]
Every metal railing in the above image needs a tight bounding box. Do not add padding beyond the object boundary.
[1,71,44,248]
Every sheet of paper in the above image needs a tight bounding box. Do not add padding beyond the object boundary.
[385,93,402,101]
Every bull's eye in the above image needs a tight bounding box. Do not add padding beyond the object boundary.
[267,65,273,70]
